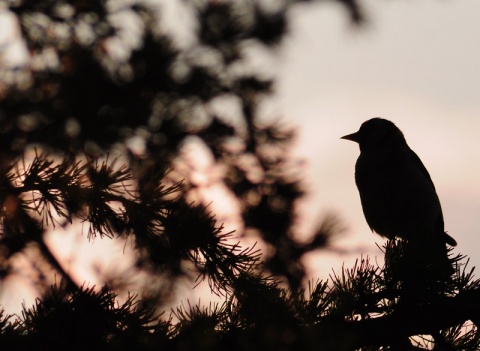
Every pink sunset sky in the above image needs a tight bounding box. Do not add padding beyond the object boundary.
[1,0,480,312]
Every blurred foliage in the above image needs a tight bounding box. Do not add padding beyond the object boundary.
[0,0,479,350]
[0,0,335,291]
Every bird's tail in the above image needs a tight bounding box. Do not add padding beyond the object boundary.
[444,232,457,247]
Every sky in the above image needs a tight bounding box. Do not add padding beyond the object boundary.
[1,0,480,312]
[278,0,480,276]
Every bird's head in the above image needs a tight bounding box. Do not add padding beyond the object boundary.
[341,118,406,151]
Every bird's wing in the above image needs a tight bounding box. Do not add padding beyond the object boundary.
[408,147,447,233]
[408,148,437,190]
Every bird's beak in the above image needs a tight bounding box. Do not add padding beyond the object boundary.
[341,132,359,143]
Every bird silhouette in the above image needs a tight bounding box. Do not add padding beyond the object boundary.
[342,118,457,247]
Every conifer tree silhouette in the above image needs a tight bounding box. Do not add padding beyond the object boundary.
[0,1,479,351]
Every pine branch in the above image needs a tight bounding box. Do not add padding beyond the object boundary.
[0,195,77,291]
[311,293,480,349]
